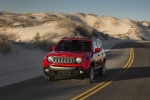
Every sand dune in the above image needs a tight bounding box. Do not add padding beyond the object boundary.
[1,12,150,41]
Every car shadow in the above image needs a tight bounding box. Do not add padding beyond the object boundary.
[110,41,150,50]
[94,66,150,83]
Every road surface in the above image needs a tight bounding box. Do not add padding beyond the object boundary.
[0,41,150,100]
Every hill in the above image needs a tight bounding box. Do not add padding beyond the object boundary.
[1,12,150,42]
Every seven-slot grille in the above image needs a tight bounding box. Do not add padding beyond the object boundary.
[53,56,75,64]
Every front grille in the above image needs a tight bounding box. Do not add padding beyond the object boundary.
[53,56,76,64]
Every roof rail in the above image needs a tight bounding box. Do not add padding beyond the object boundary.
[63,37,89,39]
[62,37,92,39]
[62,37,67,39]
[91,37,98,39]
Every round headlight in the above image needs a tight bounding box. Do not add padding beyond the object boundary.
[47,56,53,62]
[76,57,82,63]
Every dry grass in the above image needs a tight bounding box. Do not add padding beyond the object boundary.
[87,13,98,17]
[0,34,11,53]
[0,32,19,53]
[31,32,56,51]
[0,30,20,41]
[0,19,13,27]
[40,15,62,24]
[94,19,104,28]
[56,18,76,29]
[31,30,88,51]
[56,18,95,37]
[76,12,86,18]
[19,17,33,27]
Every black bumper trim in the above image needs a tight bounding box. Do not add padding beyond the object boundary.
[43,66,88,77]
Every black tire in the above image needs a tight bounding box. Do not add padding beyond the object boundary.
[44,75,54,81]
[85,65,94,84]
[98,63,106,76]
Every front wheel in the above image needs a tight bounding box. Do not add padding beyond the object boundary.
[44,75,54,81]
[98,63,106,76]
[85,66,94,84]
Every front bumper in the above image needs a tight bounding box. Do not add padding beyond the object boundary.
[43,66,88,77]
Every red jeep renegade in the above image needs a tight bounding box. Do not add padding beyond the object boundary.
[43,37,106,83]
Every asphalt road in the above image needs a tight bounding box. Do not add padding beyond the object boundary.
[0,41,150,100]
[87,41,150,100]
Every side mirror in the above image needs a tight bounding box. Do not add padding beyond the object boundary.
[95,48,101,53]
[52,46,56,51]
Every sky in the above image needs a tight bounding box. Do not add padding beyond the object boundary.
[0,0,150,21]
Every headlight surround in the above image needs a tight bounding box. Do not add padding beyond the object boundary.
[76,57,82,63]
[47,56,53,62]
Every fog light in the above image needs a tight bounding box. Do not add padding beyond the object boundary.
[79,70,84,74]
[45,69,49,72]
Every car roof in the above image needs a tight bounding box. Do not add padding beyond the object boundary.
[61,37,100,41]
[61,37,91,41]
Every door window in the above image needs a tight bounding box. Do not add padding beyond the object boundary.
[92,41,98,52]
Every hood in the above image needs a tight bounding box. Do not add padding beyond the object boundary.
[47,51,91,58]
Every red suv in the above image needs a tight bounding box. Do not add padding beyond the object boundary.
[43,37,106,83]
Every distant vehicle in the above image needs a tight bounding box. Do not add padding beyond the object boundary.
[42,37,106,83]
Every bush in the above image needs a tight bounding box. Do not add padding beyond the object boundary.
[56,18,76,29]
[0,32,19,41]
[56,18,95,37]
[87,13,98,17]
[0,33,19,53]
[18,15,33,27]
[33,32,40,42]
[0,34,12,53]
[31,32,56,51]
[76,12,86,17]
[0,19,13,27]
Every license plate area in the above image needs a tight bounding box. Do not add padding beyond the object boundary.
[57,70,71,75]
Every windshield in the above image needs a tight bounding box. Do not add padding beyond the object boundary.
[55,40,90,52]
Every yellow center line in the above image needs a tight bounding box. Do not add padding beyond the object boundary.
[80,48,134,100]
[71,48,134,100]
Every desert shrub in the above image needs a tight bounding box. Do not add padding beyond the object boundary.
[8,34,19,41]
[45,12,51,16]
[31,32,56,51]
[75,25,94,37]
[87,13,98,17]
[29,16,36,19]
[94,19,104,28]
[42,15,61,23]
[18,15,33,27]
[4,12,14,15]
[37,14,62,25]
[65,27,81,37]
[32,32,40,42]
[0,12,3,15]
[76,12,86,17]
[94,20,104,28]
[42,32,58,39]
[0,32,19,41]
[0,19,13,27]
[130,20,141,25]
[94,21,100,28]
[56,18,95,37]
[0,34,12,53]
[56,18,76,29]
